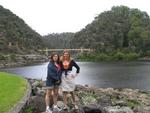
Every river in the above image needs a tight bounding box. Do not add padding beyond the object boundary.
[0,61,150,90]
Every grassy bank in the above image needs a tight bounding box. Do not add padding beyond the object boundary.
[0,72,28,113]
[77,52,140,62]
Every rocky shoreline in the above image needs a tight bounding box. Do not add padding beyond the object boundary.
[138,56,150,61]
[22,78,150,113]
[0,54,48,68]
[0,54,149,69]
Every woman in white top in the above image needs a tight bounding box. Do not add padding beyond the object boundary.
[60,50,80,110]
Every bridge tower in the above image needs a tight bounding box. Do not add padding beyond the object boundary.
[45,48,49,56]
[80,47,83,54]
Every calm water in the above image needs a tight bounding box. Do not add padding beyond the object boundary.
[1,61,150,90]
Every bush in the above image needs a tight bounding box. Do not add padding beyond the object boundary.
[144,50,150,56]
[95,53,111,61]
[9,54,17,61]
[125,53,139,61]
[77,53,95,61]
[0,54,6,60]
[112,52,126,61]
[23,107,33,113]
[77,52,140,61]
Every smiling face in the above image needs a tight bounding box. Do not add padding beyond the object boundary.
[52,54,59,62]
[63,51,70,60]
[50,53,59,63]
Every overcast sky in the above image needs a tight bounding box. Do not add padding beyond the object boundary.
[0,0,150,35]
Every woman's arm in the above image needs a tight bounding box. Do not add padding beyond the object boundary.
[72,60,80,73]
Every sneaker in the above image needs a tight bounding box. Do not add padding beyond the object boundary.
[46,108,52,113]
[63,105,69,111]
[73,104,79,110]
[53,105,61,111]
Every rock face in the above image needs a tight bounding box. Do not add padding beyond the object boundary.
[0,54,47,68]
[104,106,134,113]
[23,79,150,113]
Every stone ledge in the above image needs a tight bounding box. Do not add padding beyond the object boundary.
[7,79,31,113]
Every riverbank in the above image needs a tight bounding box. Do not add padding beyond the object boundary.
[76,52,150,62]
[0,54,48,68]
[0,72,28,113]
[77,52,140,62]
[23,78,150,113]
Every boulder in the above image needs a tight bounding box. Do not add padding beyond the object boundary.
[104,106,134,113]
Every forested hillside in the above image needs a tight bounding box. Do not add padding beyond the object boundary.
[72,6,150,58]
[3,5,148,61]
[0,5,44,54]
[43,32,74,49]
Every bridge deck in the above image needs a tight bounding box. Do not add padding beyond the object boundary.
[38,48,93,52]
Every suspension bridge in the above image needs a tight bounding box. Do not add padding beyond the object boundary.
[38,48,93,56]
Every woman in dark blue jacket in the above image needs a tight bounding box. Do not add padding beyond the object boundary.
[45,53,62,113]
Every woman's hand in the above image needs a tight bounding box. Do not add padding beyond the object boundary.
[56,80,60,83]
[54,80,61,85]
[71,73,78,78]
[75,73,78,77]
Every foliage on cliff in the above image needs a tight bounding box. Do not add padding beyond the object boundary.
[0,5,44,54]
[42,32,74,49]
[72,6,150,56]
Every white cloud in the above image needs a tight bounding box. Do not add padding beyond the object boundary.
[0,0,150,35]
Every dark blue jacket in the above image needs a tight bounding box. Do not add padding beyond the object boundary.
[47,62,62,81]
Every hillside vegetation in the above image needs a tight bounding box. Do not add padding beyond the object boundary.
[71,6,150,61]
[0,5,44,54]
[42,32,74,49]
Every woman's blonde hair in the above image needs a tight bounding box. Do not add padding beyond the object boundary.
[61,50,72,62]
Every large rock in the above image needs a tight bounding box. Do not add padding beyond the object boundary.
[98,95,112,107]
[83,104,102,113]
[28,95,45,113]
[104,106,134,113]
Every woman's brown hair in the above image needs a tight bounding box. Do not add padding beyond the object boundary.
[49,52,60,64]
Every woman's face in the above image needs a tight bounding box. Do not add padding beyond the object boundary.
[53,54,58,62]
[63,52,69,59]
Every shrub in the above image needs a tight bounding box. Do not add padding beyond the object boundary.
[77,52,140,61]
[0,53,6,60]
[125,53,139,61]
[9,54,17,61]
[144,50,150,56]
[95,53,111,61]
[113,52,126,61]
